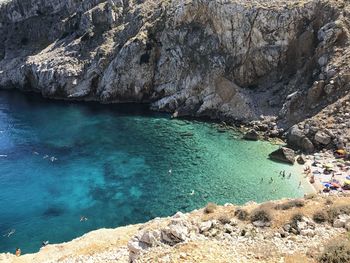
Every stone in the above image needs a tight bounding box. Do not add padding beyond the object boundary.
[307,81,324,105]
[296,155,306,165]
[287,126,314,153]
[269,147,295,164]
[314,131,332,145]
[252,221,270,228]
[224,224,234,233]
[140,230,160,246]
[333,219,345,228]
[200,221,213,232]
[300,229,315,237]
[243,129,259,141]
[345,221,350,231]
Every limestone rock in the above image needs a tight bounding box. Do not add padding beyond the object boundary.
[243,129,259,141]
[287,126,314,153]
[269,147,295,164]
[314,131,332,145]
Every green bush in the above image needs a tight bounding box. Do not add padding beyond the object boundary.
[319,240,350,263]
[250,208,272,223]
[204,202,217,214]
[313,211,328,224]
[275,199,305,210]
[234,208,249,221]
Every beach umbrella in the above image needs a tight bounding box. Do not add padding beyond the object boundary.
[336,149,347,155]
[322,182,331,188]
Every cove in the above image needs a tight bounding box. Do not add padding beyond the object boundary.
[0,90,312,254]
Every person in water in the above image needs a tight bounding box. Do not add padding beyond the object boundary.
[15,248,21,257]
[80,216,88,222]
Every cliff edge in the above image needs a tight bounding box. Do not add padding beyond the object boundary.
[0,0,349,152]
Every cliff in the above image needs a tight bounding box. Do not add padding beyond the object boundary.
[0,0,349,152]
[1,194,350,262]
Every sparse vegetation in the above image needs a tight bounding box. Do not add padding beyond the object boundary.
[234,208,249,221]
[250,208,272,223]
[304,193,317,200]
[204,202,217,214]
[290,213,304,229]
[274,199,304,210]
[313,211,328,223]
[319,239,350,263]
[327,205,350,223]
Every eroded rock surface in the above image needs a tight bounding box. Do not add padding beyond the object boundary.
[0,0,349,151]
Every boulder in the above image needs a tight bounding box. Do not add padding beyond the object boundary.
[200,221,213,232]
[252,220,271,228]
[296,155,306,164]
[243,129,259,141]
[314,131,332,145]
[287,125,314,153]
[269,147,295,164]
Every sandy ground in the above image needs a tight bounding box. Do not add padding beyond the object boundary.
[302,151,350,194]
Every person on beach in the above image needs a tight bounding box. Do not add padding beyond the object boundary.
[15,248,21,257]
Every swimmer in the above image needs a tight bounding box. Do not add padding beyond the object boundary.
[33,151,39,155]
[189,190,195,196]
[3,229,15,237]
[288,173,291,179]
[260,177,264,183]
[282,170,286,178]
[50,156,58,162]
[43,155,49,159]
[298,181,302,188]
[168,169,172,175]
[80,216,88,222]
[269,177,273,184]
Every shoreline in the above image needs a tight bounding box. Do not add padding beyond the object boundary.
[302,151,350,195]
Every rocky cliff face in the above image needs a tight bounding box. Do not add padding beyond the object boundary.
[0,0,349,151]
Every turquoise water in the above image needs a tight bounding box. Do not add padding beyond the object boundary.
[0,90,310,254]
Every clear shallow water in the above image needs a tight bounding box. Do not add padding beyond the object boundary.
[0,90,311,253]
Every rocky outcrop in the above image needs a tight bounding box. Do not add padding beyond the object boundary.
[0,0,350,151]
[2,195,350,263]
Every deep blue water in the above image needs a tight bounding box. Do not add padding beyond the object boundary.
[0,90,311,254]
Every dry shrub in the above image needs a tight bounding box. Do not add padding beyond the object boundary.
[313,211,328,224]
[204,202,217,214]
[250,208,272,223]
[327,205,350,223]
[319,239,350,263]
[218,215,231,224]
[275,199,305,210]
[234,208,249,221]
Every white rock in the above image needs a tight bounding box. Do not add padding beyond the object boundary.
[200,221,213,232]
